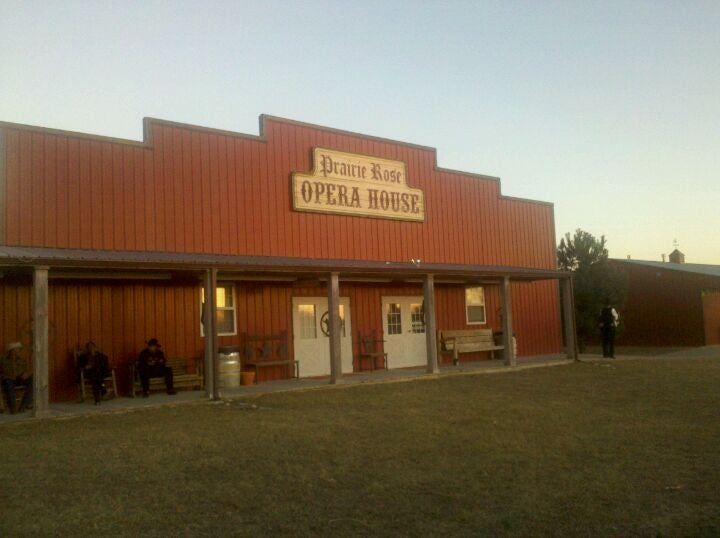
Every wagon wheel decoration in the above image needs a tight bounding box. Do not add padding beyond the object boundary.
[320,311,330,336]
[320,311,345,337]
[18,318,58,349]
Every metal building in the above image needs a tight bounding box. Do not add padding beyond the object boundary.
[0,115,576,413]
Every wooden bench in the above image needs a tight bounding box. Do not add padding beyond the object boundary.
[356,331,388,371]
[130,357,203,397]
[437,329,504,365]
[243,331,298,383]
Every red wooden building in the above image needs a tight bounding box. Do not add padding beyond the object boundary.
[611,254,720,347]
[0,115,576,412]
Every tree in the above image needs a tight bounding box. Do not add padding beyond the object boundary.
[558,229,607,272]
[558,229,627,351]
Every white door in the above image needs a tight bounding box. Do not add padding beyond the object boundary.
[292,297,353,377]
[381,296,427,369]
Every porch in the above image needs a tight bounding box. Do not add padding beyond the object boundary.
[0,245,578,418]
[0,353,571,424]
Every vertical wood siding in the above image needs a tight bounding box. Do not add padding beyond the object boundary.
[614,263,720,346]
[1,116,564,400]
[1,118,556,270]
[0,278,203,402]
[1,278,561,401]
[702,291,720,345]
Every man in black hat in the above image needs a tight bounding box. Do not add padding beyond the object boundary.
[137,338,176,397]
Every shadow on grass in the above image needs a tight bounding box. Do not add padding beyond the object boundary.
[1,357,719,536]
[583,345,694,357]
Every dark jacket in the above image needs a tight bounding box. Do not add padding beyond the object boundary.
[0,352,30,380]
[599,306,618,331]
[138,348,166,368]
[77,351,109,371]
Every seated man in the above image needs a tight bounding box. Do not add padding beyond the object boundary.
[76,341,110,404]
[137,338,176,397]
[1,342,33,414]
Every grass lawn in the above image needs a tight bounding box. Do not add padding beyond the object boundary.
[2,358,720,536]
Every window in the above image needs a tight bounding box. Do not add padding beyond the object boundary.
[386,303,402,335]
[200,285,237,336]
[298,304,317,339]
[465,287,486,324]
[410,303,425,333]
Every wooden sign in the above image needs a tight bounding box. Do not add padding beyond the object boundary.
[292,148,425,222]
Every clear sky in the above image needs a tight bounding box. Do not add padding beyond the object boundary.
[2,0,718,263]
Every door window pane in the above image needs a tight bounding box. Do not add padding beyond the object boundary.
[410,303,425,333]
[339,304,346,337]
[386,303,402,335]
[298,304,317,339]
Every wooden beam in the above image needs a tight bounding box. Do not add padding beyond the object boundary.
[423,274,439,374]
[562,277,579,360]
[327,272,342,384]
[0,244,572,281]
[203,268,220,400]
[500,276,516,367]
[32,266,51,417]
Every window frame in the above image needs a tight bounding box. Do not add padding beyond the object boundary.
[410,302,425,334]
[464,286,487,325]
[200,283,238,337]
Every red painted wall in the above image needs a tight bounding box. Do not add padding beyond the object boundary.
[703,291,720,345]
[613,262,720,346]
[1,116,564,401]
[0,278,561,402]
[1,117,556,270]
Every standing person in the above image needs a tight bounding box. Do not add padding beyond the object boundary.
[137,338,176,397]
[76,341,110,405]
[599,302,619,359]
[1,342,33,413]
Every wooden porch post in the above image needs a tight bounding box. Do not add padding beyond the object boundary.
[562,277,578,360]
[328,272,342,384]
[500,276,516,367]
[203,268,220,400]
[32,266,51,417]
[423,274,439,374]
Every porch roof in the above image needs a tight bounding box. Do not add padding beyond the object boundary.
[0,245,569,282]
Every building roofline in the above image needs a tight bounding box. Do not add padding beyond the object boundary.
[610,258,720,278]
[259,114,436,152]
[0,114,554,207]
[0,119,150,148]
